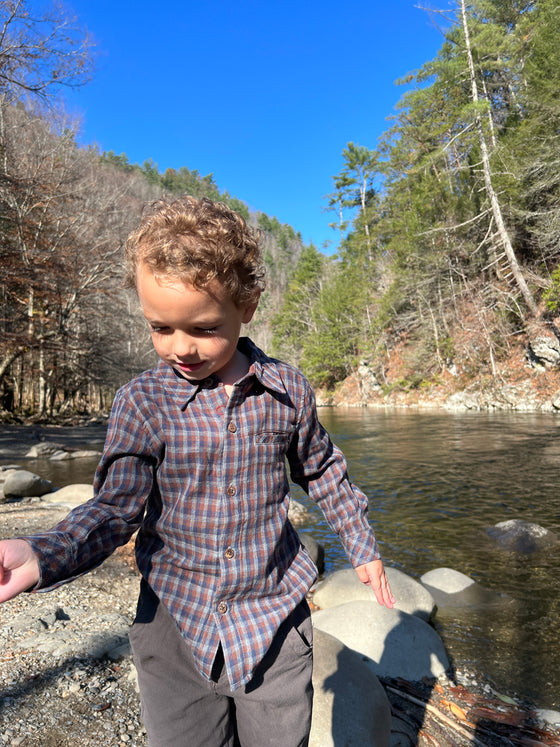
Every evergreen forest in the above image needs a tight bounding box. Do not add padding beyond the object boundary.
[273,0,560,397]
[1,0,559,419]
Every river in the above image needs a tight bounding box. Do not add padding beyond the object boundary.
[301,408,560,712]
[4,409,560,711]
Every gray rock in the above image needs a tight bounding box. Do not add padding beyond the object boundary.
[420,567,509,609]
[312,567,436,622]
[310,628,391,747]
[25,442,67,458]
[300,533,325,574]
[357,361,382,401]
[312,601,450,681]
[527,325,560,368]
[420,567,474,594]
[49,449,101,461]
[444,390,483,410]
[6,605,70,634]
[535,708,560,727]
[0,467,17,502]
[3,469,54,498]
[46,449,70,460]
[46,483,94,507]
[485,519,558,553]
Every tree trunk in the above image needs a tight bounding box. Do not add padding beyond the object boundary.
[460,0,539,317]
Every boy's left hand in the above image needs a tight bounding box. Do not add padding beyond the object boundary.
[355,559,395,609]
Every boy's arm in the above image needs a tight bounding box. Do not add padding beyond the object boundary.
[288,377,394,607]
[24,390,160,590]
[0,539,40,603]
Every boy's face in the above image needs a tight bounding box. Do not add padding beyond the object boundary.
[137,266,258,384]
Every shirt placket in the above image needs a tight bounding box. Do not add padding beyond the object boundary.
[213,383,247,631]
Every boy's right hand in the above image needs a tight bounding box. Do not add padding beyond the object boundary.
[0,539,40,603]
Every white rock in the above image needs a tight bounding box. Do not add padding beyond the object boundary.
[312,601,450,681]
[420,567,474,594]
[420,567,509,609]
[49,449,101,461]
[535,708,560,727]
[46,483,94,507]
[25,442,66,458]
[312,567,435,622]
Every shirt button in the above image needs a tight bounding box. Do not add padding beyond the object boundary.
[227,422,237,433]
[226,485,236,496]
[218,602,228,614]
[225,547,235,559]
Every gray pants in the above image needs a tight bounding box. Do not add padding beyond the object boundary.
[129,583,313,747]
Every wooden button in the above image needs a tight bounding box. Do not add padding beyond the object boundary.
[225,547,235,559]
[227,422,237,433]
[218,602,228,614]
[226,485,236,496]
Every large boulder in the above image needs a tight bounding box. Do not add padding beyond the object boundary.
[312,567,435,622]
[3,469,54,498]
[312,601,450,682]
[485,519,558,554]
[526,322,560,368]
[310,628,391,747]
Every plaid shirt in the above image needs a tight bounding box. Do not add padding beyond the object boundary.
[28,338,379,689]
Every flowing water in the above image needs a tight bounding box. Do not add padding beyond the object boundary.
[4,411,560,710]
[296,408,560,711]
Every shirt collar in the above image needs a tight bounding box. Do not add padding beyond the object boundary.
[238,337,287,394]
[156,337,287,411]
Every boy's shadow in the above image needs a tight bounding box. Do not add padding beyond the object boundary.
[319,617,452,746]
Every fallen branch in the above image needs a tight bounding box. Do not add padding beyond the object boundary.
[383,683,490,747]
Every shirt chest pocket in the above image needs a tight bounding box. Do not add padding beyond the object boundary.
[254,431,292,446]
[253,431,292,469]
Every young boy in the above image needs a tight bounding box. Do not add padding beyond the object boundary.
[0,196,394,747]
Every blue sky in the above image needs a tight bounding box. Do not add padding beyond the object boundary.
[63,0,444,252]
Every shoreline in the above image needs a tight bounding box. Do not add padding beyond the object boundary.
[2,420,560,744]
[1,501,559,746]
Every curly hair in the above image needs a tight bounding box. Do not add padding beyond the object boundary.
[125,195,265,306]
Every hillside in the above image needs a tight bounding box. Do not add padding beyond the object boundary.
[318,314,560,413]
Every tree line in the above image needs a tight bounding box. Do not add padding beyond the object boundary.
[271,0,560,391]
[2,0,559,418]
[0,0,303,419]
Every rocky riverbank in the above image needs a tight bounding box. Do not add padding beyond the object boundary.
[2,500,560,747]
[0,502,145,747]
[2,426,560,746]
[316,337,560,412]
